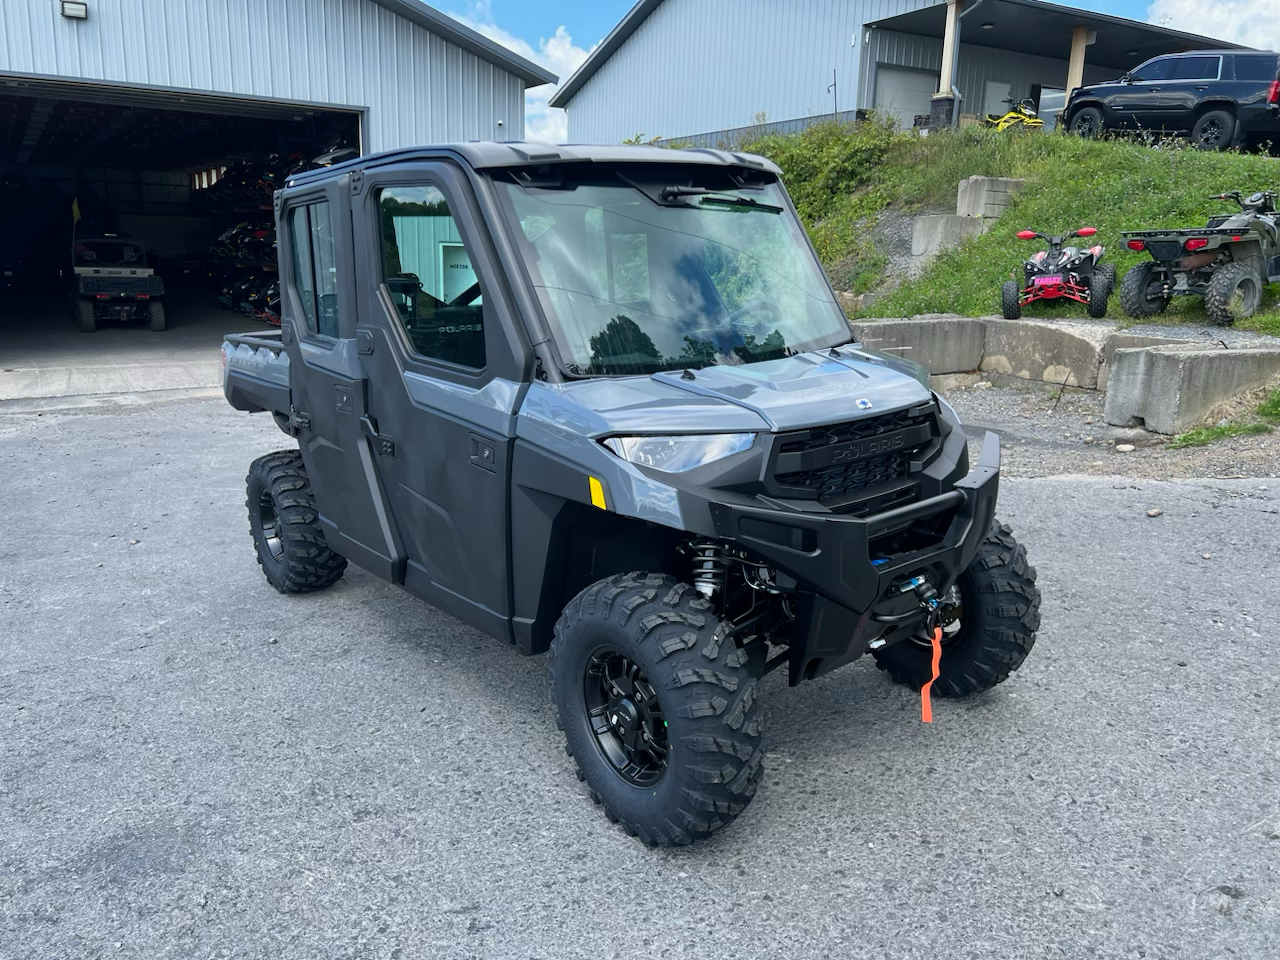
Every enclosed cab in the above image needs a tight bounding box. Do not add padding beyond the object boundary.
[222,143,1041,843]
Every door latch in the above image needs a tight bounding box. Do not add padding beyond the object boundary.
[361,416,396,458]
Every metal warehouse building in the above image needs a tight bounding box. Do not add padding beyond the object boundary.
[550,0,1238,144]
[0,0,553,349]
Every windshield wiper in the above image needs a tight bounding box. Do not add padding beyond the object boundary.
[656,185,782,213]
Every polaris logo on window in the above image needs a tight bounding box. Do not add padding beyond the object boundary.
[855,398,873,410]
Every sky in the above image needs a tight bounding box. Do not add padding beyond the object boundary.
[434,0,1280,142]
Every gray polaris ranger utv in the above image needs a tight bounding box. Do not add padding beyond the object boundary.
[222,143,1041,844]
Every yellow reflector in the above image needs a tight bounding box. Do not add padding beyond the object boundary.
[588,476,607,510]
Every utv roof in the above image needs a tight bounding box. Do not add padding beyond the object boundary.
[284,141,781,188]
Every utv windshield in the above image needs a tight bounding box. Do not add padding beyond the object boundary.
[495,168,850,376]
[75,239,146,266]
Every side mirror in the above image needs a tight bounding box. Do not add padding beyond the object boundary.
[1121,72,1133,83]
[1016,230,1038,240]
[1075,227,1097,237]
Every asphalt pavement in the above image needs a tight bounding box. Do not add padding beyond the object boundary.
[1,397,1277,960]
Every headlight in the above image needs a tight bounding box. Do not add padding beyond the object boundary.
[602,433,755,472]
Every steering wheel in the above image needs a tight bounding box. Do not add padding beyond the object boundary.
[727,298,782,334]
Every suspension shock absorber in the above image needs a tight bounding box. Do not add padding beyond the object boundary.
[690,540,727,599]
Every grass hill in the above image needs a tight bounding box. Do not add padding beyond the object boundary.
[741,121,1280,335]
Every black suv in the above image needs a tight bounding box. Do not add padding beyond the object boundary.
[1064,50,1280,149]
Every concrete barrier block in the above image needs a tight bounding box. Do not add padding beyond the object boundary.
[911,214,991,259]
[849,316,985,374]
[1104,345,1280,434]
[956,176,1027,218]
[980,317,1106,389]
[1097,333,1188,391]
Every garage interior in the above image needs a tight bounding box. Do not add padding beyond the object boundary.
[0,77,359,379]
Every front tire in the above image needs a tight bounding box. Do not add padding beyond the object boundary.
[1070,106,1104,140]
[246,450,347,593]
[77,298,96,332]
[1119,262,1169,318]
[550,573,766,845]
[1087,265,1115,318]
[1001,280,1022,319]
[148,300,166,331]
[1204,261,1261,325]
[872,521,1040,696]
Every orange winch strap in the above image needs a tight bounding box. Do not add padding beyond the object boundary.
[920,626,943,723]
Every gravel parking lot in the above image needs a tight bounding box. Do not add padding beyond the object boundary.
[1,396,1277,960]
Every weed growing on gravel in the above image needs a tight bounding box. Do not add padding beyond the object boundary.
[1169,388,1280,447]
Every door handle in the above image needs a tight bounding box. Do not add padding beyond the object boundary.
[1196,85,1209,90]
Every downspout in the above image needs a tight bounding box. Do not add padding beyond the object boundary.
[950,0,989,127]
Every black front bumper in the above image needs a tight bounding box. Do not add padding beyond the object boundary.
[709,432,1002,684]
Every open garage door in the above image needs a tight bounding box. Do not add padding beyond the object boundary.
[874,66,939,130]
[0,77,359,403]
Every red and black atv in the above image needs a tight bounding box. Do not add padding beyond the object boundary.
[1001,227,1114,319]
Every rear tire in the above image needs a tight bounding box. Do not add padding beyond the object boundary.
[1087,265,1114,318]
[148,300,166,331]
[550,572,766,845]
[1204,261,1261,325]
[1001,280,1022,319]
[1070,106,1104,140]
[1192,110,1235,151]
[77,298,96,333]
[873,521,1040,696]
[246,450,347,593]
[1119,262,1169,318]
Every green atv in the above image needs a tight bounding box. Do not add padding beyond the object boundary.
[1119,190,1280,326]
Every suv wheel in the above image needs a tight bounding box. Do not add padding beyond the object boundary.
[1204,261,1261,325]
[550,572,765,845]
[1119,262,1169,318]
[1192,110,1235,151]
[872,521,1040,696]
[1070,106,1104,140]
[147,301,166,331]
[246,450,347,593]
[76,298,96,333]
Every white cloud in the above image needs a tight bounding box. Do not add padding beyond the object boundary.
[1147,0,1280,52]
[446,5,592,143]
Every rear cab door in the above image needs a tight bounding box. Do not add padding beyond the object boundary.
[1159,54,1224,128]
[349,161,532,640]
[277,177,404,581]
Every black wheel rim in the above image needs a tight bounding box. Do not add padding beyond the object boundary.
[910,584,965,649]
[584,648,668,787]
[1232,277,1259,314]
[1076,116,1096,138]
[1200,121,1222,146]
[257,489,285,563]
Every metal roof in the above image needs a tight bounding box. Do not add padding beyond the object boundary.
[284,140,781,186]
[370,0,557,86]
[550,0,1247,107]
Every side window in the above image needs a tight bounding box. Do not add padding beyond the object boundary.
[1234,55,1280,82]
[378,185,486,370]
[1171,57,1219,81]
[1131,58,1173,83]
[287,200,339,338]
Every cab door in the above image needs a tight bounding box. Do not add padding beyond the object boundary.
[350,162,531,640]
[1109,57,1174,128]
[1159,55,1223,128]
[278,179,404,581]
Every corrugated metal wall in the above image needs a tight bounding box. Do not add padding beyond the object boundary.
[391,214,463,296]
[859,27,1115,119]
[0,0,526,150]
[564,0,938,144]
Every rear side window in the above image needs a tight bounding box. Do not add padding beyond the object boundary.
[1131,58,1174,82]
[287,201,339,338]
[1170,57,1220,81]
[377,185,486,370]
[1234,55,1280,81]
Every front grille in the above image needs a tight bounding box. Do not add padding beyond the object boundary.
[1146,240,1184,262]
[772,405,937,501]
[776,449,910,498]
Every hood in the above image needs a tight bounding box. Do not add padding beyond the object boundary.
[518,346,933,440]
